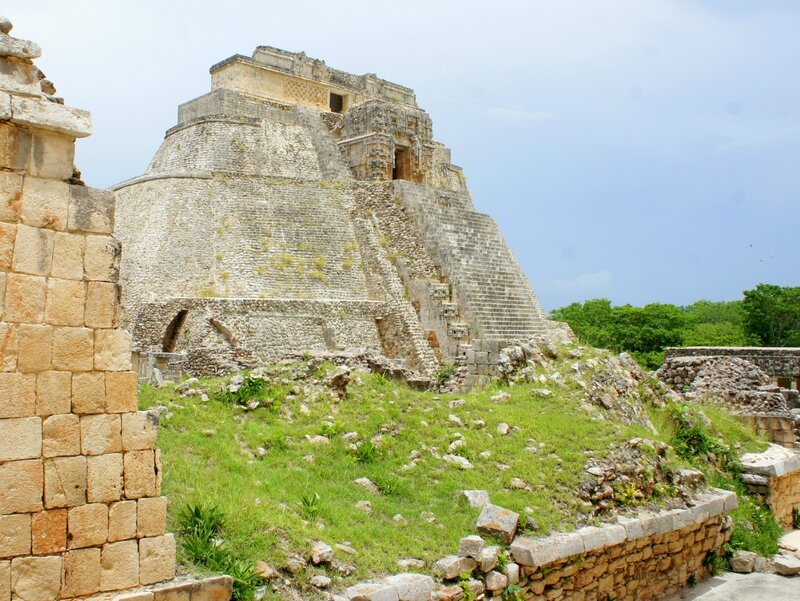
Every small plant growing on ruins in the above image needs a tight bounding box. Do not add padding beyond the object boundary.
[435,363,456,387]
[793,507,800,529]
[309,270,328,283]
[458,572,476,601]
[320,423,339,438]
[342,257,354,269]
[351,440,379,464]
[703,550,723,576]
[313,255,326,270]
[501,584,524,601]
[343,241,357,253]
[178,503,226,541]
[374,475,404,496]
[687,573,697,587]
[298,492,322,519]
[215,375,268,406]
[495,551,509,572]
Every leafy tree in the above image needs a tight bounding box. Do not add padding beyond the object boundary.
[742,284,800,346]
[681,300,748,346]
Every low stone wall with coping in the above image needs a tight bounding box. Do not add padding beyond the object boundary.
[741,445,800,526]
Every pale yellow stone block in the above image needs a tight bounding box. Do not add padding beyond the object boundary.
[100,539,139,591]
[0,459,43,514]
[10,223,53,275]
[35,371,71,416]
[62,548,101,597]
[31,508,67,555]
[0,417,41,462]
[0,514,31,558]
[10,555,62,601]
[106,371,138,413]
[52,326,93,371]
[51,231,84,280]
[121,411,158,452]
[4,273,46,323]
[139,534,176,586]
[44,278,84,326]
[84,281,118,328]
[0,222,15,270]
[43,455,86,508]
[123,450,158,499]
[0,123,30,172]
[0,323,18,372]
[0,560,9,601]
[84,234,120,281]
[68,186,115,235]
[19,176,69,231]
[16,323,52,373]
[42,414,80,458]
[0,372,36,418]
[68,503,108,548]
[80,414,122,455]
[71,371,105,414]
[0,170,23,223]
[87,453,123,503]
[108,500,137,542]
[30,131,75,181]
[137,496,168,538]
[94,329,132,371]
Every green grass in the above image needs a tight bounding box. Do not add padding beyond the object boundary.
[139,348,772,594]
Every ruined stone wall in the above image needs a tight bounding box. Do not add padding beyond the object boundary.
[510,491,736,601]
[665,346,800,379]
[741,446,800,526]
[0,21,176,600]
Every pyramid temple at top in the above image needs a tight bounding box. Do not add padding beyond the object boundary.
[113,46,555,384]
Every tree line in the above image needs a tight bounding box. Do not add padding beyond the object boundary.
[549,284,800,369]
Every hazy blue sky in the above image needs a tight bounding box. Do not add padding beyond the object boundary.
[8,1,799,311]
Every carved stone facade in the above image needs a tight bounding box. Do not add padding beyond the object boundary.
[114,47,551,379]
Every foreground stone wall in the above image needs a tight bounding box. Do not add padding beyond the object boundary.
[0,19,184,600]
[741,445,800,526]
[509,490,736,601]
[665,347,800,380]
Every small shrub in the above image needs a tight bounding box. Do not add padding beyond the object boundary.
[178,504,225,540]
[298,492,321,519]
[435,364,456,387]
[215,376,268,406]
[502,584,524,601]
[374,476,403,496]
[794,507,800,529]
[352,441,379,464]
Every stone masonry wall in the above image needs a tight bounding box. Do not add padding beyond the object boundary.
[510,490,736,601]
[0,20,176,600]
[740,446,800,526]
[665,347,800,379]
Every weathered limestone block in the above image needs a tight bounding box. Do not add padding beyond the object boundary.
[0,56,41,97]
[0,222,15,270]
[384,573,435,601]
[139,534,176,585]
[4,273,46,323]
[84,234,121,282]
[0,372,35,418]
[0,172,22,225]
[0,36,41,59]
[0,459,42,514]
[0,416,41,461]
[0,123,30,169]
[29,132,75,180]
[94,328,132,371]
[51,231,84,280]
[106,371,138,413]
[457,535,485,560]
[52,326,93,371]
[19,178,68,231]
[30,509,67,555]
[10,556,62,601]
[475,504,518,544]
[63,547,101,597]
[80,414,122,455]
[511,532,585,567]
[0,322,17,370]
[67,503,108,548]
[123,450,159,499]
[9,95,91,138]
[85,281,118,328]
[87,453,124,503]
[0,514,31,558]
[44,278,85,326]
[137,496,168,538]
[100,540,139,591]
[122,411,159,451]
[68,186,114,234]
[17,323,52,374]
[35,370,71,415]
[108,500,137,542]
[43,455,86,508]
[42,414,80,457]
[0,560,9,601]
[433,555,477,580]
[72,371,105,414]
[346,581,400,601]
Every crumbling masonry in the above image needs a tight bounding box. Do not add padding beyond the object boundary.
[113,47,555,385]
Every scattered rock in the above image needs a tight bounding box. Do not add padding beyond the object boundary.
[443,454,473,469]
[510,477,530,490]
[530,388,552,397]
[491,391,511,402]
[457,535,485,560]
[386,573,435,601]
[773,554,800,576]
[525,515,540,531]
[476,504,519,543]
[311,540,333,565]
[461,490,490,509]
[496,422,510,436]
[306,434,330,445]
[398,558,425,571]
[730,550,757,574]
[0,16,13,35]
[310,574,332,589]
[449,398,466,408]
[420,511,436,523]
[285,554,307,574]
[354,477,380,494]
[754,556,772,573]
[355,500,373,514]
[255,561,278,580]
[433,555,478,580]
[448,414,463,426]
[437,584,464,601]
[336,543,357,555]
